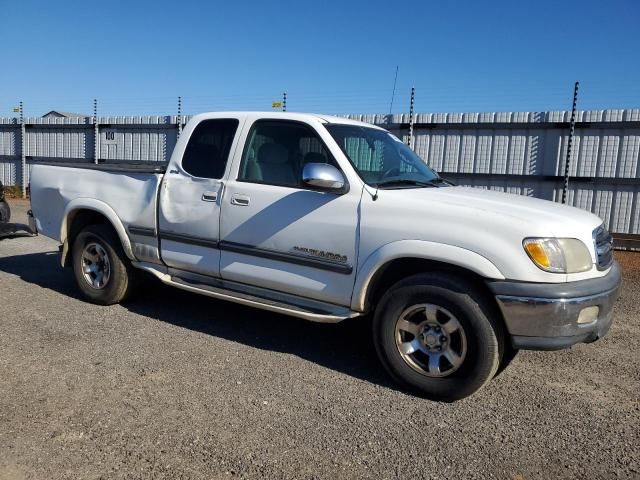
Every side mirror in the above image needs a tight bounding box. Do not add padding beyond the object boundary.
[302,163,346,192]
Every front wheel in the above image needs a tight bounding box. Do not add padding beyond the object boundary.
[373,273,504,402]
[72,224,136,305]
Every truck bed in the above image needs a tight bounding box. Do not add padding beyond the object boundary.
[29,163,163,244]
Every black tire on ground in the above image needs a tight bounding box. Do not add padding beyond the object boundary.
[0,200,10,223]
[373,272,505,402]
[495,342,519,378]
[71,224,136,305]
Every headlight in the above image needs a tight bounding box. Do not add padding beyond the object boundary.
[523,238,593,273]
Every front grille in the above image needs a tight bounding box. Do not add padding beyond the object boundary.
[593,224,613,269]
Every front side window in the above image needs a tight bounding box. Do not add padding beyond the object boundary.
[238,120,335,188]
[326,124,443,188]
[182,119,239,179]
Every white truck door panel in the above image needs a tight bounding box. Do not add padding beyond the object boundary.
[158,118,241,276]
[158,175,224,274]
[220,183,360,305]
[219,119,361,306]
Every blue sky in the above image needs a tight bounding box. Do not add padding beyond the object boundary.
[1,0,639,116]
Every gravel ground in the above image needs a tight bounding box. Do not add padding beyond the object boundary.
[1,199,639,480]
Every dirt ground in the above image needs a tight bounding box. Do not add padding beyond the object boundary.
[1,199,638,479]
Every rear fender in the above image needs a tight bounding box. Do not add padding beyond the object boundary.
[60,198,135,267]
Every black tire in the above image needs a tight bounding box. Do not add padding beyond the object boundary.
[373,272,504,402]
[0,200,10,223]
[72,224,135,305]
[495,343,518,378]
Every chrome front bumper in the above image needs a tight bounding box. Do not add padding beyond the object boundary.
[488,262,622,350]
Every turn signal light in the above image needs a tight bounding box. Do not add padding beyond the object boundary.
[523,242,552,269]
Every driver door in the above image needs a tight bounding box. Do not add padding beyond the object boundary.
[219,119,362,306]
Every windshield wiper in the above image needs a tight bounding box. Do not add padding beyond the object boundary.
[427,177,454,186]
[373,179,437,188]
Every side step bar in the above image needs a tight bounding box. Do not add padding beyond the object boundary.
[132,262,360,323]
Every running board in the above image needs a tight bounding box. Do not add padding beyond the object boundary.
[132,262,359,323]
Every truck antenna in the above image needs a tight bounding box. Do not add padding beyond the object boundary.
[389,66,399,114]
[365,184,379,201]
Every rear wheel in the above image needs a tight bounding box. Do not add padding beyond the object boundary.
[72,224,135,305]
[373,272,504,402]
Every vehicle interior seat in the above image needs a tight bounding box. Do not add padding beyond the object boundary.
[250,143,296,185]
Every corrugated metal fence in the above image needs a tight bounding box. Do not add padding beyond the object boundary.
[1,109,639,236]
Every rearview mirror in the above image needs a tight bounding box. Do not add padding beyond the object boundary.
[302,163,346,192]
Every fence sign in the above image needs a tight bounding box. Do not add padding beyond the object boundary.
[103,129,117,143]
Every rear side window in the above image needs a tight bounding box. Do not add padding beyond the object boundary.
[182,119,239,179]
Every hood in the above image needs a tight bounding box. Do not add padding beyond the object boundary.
[361,185,606,282]
[413,186,603,237]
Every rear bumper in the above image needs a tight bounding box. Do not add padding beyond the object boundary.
[488,262,621,350]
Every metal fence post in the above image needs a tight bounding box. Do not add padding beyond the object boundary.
[19,101,26,198]
[407,87,415,149]
[93,99,99,164]
[177,96,183,137]
[561,82,579,204]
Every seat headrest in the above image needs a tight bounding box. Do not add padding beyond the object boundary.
[258,143,289,164]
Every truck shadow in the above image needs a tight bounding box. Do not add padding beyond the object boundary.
[0,251,399,392]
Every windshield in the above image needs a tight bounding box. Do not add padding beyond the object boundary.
[325,124,443,187]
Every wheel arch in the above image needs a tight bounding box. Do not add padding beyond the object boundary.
[352,240,505,313]
[60,199,134,267]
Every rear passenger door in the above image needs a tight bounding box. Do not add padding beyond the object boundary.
[158,118,241,277]
[219,119,361,307]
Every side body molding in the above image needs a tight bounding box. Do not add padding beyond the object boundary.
[351,240,505,312]
[60,198,136,266]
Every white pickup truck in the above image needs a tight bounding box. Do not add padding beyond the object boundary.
[29,112,621,401]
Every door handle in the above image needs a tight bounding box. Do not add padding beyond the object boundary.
[231,194,250,206]
[202,192,218,202]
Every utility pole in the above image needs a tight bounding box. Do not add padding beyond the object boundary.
[177,96,183,137]
[282,92,287,112]
[561,82,579,204]
[407,87,415,149]
[20,101,26,198]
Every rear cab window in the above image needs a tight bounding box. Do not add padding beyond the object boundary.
[182,119,239,179]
